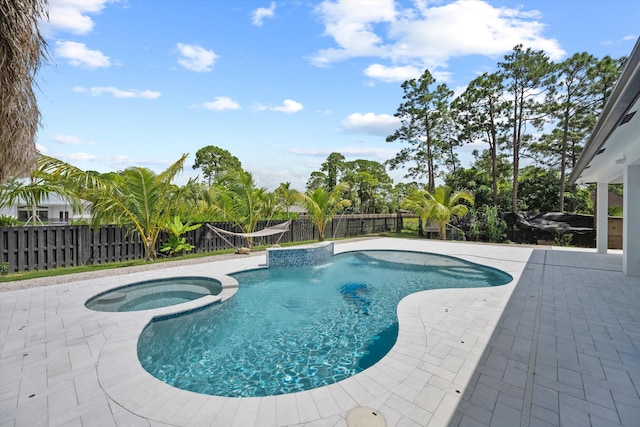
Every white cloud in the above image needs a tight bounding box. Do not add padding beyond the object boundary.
[53,152,173,173]
[251,2,276,26]
[341,112,400,136]
[36,144,47,153]
[51,134,96,145]
[604,34,639,45]
[176,43,219,72]
[312,0,565,80]
[202,97,241,111]
[61,152,98,162]
[73,86,161,99]
[41,0,114,36]
[253,100,303,113]
[364,64,421,82]
[289,146,397,161]
[272,99,304,113]
[55,41,110,68]
[312,0,397,66]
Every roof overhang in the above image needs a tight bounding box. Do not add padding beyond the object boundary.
[569,37,640,186]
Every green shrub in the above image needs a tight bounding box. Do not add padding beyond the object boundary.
[0,215,20,227]
[402,217,420,232]
[0,262,9,275]
[160,216,202,257]
[468,205,507,243]
[554,231,573,247]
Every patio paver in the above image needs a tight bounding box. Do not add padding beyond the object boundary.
[1,238,639,426]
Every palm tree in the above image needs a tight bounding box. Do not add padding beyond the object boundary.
[402,186,474,240]
[0,174,83,225]
[203,169,272,248]
[38,153,197,260]
[1,0,48,183]
[297,182,351,241]
[274,182,299,218]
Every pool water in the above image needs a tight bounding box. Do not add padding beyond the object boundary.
[85,276,222,312]
[137,251,512,397]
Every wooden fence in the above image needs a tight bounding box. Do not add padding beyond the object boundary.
[0,214,401,273]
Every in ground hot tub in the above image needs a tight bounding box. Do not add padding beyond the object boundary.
[86,276,223,312]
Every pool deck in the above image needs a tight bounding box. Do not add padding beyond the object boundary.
[1,238,639,426]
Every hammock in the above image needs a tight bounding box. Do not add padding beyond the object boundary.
[205,221,291,251]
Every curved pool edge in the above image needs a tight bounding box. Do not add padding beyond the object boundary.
[82,272,239,315]
[95,239,526,426]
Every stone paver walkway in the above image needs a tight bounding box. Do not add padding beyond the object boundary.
[1,238,638,426]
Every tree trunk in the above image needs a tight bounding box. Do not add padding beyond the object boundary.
[488,122,499,206]
[559,103,571,212]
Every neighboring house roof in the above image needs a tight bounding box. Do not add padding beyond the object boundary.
[569,37,640,185]
[7,194,80,207]
[0,194,91,220]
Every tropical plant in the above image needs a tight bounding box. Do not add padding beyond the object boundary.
[160,216,201,256]
[38,153,197,261]
[274,182,299,218]
[0,261,8,275]
[297,182,352,241]
[554,231,573,247]
[608,205,623,217]
[0,0,48,183]
[0,215,20,226]
[402,186,474,240]
[0,175,83,225]
[203,169,272,248]
[468,205,507,243]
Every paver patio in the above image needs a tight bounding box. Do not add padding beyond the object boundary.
[1,238,639,426]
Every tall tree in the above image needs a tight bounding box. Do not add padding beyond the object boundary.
[386,70,452,192]
[436,91,462,177]
[517,166,562,212]
[534,52,598,212]
[453,72,509,206]
[499,45,552,212]
[445,149,512,211]
[341,159,393,214]
[320,152,346,191]
[192,145,242,186]
[0,0,48,183]
[590,55,627,111]
[306,171,326,192]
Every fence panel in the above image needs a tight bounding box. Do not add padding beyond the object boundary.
[0,214,401,273]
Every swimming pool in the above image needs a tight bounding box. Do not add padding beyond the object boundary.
[85,276,223,312]
[137,250,512,397]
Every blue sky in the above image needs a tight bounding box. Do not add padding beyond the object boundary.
[36,0,639,191]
